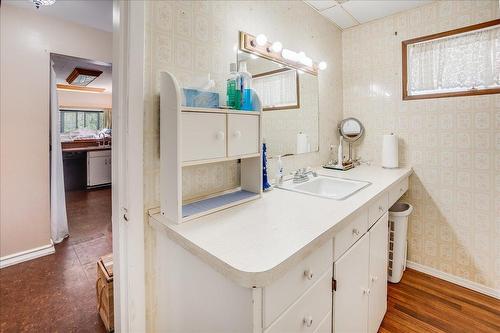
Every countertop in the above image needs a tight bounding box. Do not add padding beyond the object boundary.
[62,146,111,153]
[149,165,412,288]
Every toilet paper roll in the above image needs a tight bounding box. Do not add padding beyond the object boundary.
[297,132,308,154]
[382,133,398,168]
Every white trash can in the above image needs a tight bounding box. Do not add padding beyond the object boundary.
[387,202,413,283]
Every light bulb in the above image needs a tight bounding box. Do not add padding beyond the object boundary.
[282,49,299,62]
[271,41,283,53]
[256,34,268,46]
[318,61,327,70]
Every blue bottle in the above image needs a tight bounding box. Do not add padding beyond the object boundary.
[262,143,272,191]
[238,61,253,111]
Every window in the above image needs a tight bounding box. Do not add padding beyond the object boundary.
[402,19,500,100]
[60,110,105,133]
[252,68,299,111]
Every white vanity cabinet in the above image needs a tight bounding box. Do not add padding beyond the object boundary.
[333,212,389,333]
[150,172,411,333]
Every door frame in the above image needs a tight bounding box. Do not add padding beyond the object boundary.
[112,0,146,331]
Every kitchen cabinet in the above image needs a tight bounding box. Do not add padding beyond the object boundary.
[87,150,111,187]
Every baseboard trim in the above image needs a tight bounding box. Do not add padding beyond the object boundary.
[0,241,55,269]
[406,261,500,300]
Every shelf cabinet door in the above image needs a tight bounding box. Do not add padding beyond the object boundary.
[181,113,226,162]
[333,233,369,333]
[227,114,259,157]
[368,213,389,333]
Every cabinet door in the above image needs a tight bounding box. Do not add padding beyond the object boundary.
[182,112,226,162]
[368,213,388,333]
[227,114,259,157]
[333,233,369,333]
[87,155,111,186]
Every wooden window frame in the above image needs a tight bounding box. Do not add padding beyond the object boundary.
[402,19,500,101]
[253,68,300,111]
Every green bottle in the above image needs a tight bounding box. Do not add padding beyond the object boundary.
[226,63,241,109]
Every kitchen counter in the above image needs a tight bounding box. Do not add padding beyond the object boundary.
[62,146,111,153]
[149,165,412,288]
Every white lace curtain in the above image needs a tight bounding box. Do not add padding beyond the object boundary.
[408,25,500,95]
[253,69,298,108]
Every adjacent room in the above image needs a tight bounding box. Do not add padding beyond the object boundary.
[1,1,499,332]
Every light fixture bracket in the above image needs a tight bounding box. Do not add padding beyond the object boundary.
[239,31,319,75]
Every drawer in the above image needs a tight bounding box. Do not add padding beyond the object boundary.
[181,112,226,162]
[368,192,389,228]
[265,268,332,333]
[227,114,259,157]
[333,210,368,261]
[388,177,409,207]
[264,240,333,328]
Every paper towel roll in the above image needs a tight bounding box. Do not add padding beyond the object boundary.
[382,133,398,168]
[297,132,308,154]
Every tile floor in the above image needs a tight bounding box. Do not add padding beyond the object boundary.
[0,188,111,333]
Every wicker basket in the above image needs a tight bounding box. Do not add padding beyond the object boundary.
[96,254,114,332]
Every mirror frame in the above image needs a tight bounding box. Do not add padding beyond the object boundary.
[338,117,364,143]
[252,68,300,111]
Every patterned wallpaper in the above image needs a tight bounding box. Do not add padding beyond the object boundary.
[143,0,343,207]
[342,0,500,290]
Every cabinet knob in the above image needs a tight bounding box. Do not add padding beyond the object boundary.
[216,131,225,140]
[371,276,378,282]
[363,288,371,295]
[379,205,384,211]
[233,130,242,139]
[400,188,404,193]
[352,228,360,236]
[303,315,313,327]
[303,269,314,280]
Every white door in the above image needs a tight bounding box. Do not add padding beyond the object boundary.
[368,213,389,333]
[182,112,226,162]
[227,114,259,157]
[333,233,369,333]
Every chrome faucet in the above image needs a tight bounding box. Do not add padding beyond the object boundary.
[293,168,318,184]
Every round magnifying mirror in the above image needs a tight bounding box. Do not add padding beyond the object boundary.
[339,117,364,142]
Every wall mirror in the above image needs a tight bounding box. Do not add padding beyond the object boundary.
[237,51,319,157]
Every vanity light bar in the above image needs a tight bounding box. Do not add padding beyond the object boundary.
[239,31,326,76]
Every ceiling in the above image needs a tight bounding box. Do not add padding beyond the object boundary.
[305,0,434,30]
[52,54,112,93]
[4,0,113,32]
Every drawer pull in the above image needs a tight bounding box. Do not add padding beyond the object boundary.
[303,269,314,280]
[216,131,225,140]
[303,315,313,327]
[233,130,242,139]
[371,276,378,282]
[352,228,360,236]
[379,205,384,212]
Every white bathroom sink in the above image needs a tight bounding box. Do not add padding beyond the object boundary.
[277,175,370,200]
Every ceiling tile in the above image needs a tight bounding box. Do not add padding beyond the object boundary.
[342,0,433,24]
[305,0,338,12]
[322,5,358,29]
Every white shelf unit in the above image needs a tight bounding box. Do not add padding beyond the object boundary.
[160,71,263,224]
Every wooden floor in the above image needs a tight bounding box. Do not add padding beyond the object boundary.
[0,188,111,333]
[379,268,500,333]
